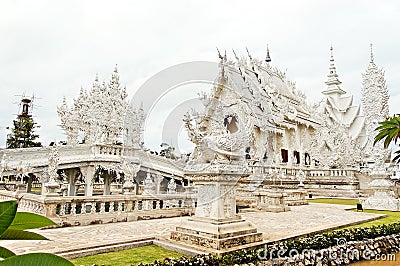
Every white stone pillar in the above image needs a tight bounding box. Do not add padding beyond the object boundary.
[133,180,139,195]
[103,174,111,195]
[26,174,33,193]
[65,169,77,196]
[154,173,163,194]
[82,166,95,196]
[36,173,47,196]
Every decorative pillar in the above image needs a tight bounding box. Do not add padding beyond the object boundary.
[63,169,78,196]
[134,181,139,195]
[26,174,33,193]
[171,166,262,251]
[36,173,47,196]
[103,173,112,195]
[155,173,164,194]
[81,166,95,196]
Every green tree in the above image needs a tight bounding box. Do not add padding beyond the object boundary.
[374,115,400,163]
[6,116,41,149]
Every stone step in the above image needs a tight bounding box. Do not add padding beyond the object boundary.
[167,232,266,255]
[153,238,205,257]
[54,237,154,259]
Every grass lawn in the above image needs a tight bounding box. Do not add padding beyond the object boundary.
[70,244,184,266]
[307,198,360,205]
[341,209,400,229]
[10,212,57,230]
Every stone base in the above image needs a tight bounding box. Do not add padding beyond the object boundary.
[254,190,291,213]
[259,205,290,213]
[170,216,262,252]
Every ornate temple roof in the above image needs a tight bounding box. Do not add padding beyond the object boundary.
[321,47,365,141]
[213,48,319,132]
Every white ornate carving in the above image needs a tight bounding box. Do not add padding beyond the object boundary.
[309,47,365,168]
[121,161,140,179]
[124,104,145,148]
[185,49,320,167]
[142,173,155,195]
[309,115,363,168]
[361,44,390,165]
[47,146,59,181]
[296,169,306,187]
[362,170,400,211]
[167,178,177,194]
[58,66,131,145]
[44,146,60,195]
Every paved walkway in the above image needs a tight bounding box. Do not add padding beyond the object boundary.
[1,203,383,255]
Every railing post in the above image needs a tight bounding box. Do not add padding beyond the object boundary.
[71,202,76,216]
[91,202,96,214]
[60,203,65,216]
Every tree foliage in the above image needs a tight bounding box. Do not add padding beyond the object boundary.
[0,200,73,265]
[374,115,400,163]
[6,116,41,149]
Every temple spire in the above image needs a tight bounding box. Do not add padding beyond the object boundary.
[362,44,390,158]
[326,46,341,85]
[216,47,223,60]
[246,47,252,60]
[369,43,375,65]
[323,46,345,95]
[265,45,271,63]
[111,64,120,85]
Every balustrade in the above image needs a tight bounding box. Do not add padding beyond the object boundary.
[249,164,356,181]
[96,145,123,156]
[31,194,195,219]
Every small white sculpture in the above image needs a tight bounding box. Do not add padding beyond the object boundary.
[167,178,177,194]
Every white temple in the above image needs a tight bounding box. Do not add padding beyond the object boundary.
[0,45,397,232]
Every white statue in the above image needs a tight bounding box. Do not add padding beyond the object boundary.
[167,178,177,194]
[296,169,306,187]
[142,173,155,195]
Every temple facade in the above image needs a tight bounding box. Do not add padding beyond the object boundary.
[0,46,395,225]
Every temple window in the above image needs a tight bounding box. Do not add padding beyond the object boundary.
[281,149,288,163]
[304,153,311,165]
[293,151,300,164]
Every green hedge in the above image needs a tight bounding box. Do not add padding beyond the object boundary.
[138,221,400,266]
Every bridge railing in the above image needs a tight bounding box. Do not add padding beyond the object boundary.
[0,190,195,225]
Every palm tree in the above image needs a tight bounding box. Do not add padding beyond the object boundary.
[374,115,400,163]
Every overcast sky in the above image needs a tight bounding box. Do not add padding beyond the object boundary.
[1,0,400,152]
